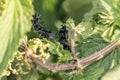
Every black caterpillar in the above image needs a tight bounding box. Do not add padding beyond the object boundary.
[32,12,53,39]
[32,12,70,50]
[58,25,70,50]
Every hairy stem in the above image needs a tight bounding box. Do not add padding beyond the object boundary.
[71,28,77,59]
[26,39,120,70]
[79,39,120,65]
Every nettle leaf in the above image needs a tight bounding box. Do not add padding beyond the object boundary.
[95,0,120,41]
[48,41,60,55]
[57,49,72,63]
[75,34,120,79]
[20,70,39,80]
[76,21,94,39]
[99,0,112,14]
[101,65,120,80]
[111,28,120,40]
[37,66,51,75]
[48,40,72,63]
[76,7,107,39]
[100,0,120,27]
[0,0,33,78]
[76,34,107,57]
[71,67,104,80]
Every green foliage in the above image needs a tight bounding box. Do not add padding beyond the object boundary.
[20,70,39,80]
[0,0,5,15]
[100,0,120,27]
[61,34,120,80]
[49,41,72,63]
[27,38,72,63]
[1,0,120,80]
[32,0,58,31]
[0,0,33,78]
[76,34,107,57]
[93,12,114,26]
[94,0,120,41]
[1,76,7,80]
[101,65,120,80]
[63,0,93,23]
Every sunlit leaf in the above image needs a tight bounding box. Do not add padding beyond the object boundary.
[100,0,120,27]
[101,65,120,80]
[0,0,33,78]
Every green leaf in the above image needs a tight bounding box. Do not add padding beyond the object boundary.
[99,0,112,14]
[97,0,120,41]
[57,49,72,63]
[20,70,39,80]
[0,0,33,78]
[111,28,120,40]
[76,21,94,39]
[101,65,120,80]
[76,34,120,79]
[37,66,51,75]
[100,0,120,27]
[72,67,104,80]
[1,76,7,80]
[76,34,107,57]
[48,40,72,63]
[0,0,5,16]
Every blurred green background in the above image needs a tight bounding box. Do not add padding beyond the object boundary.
[32,0,93,31]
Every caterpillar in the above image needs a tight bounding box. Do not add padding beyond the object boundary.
[32,12,70,50]
[58,25,70,50]
[32,12,53,40]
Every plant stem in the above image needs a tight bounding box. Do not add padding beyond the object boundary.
[71,28,77,59]
[79,39,120,65]
[25,39,120,70]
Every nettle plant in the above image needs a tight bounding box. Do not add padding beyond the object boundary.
[1,0,120,80]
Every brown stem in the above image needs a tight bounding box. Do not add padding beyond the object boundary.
[71,28,77,59]
[25,39,120,70]
[79,39,120,65]
[29,53,76,70]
